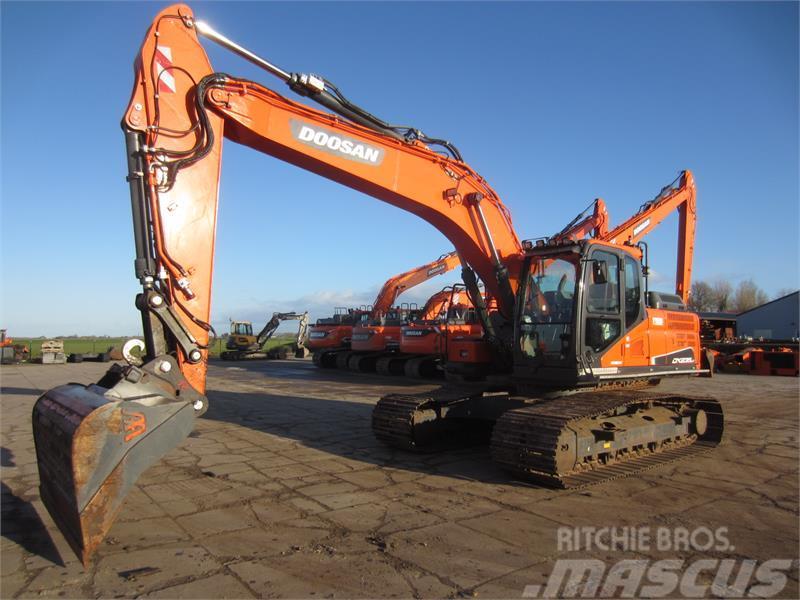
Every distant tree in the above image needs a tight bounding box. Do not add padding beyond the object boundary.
[688,280,715,312]
[710,279,733,312]
[732,279,769,313]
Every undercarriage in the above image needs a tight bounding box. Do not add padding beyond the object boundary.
[372,383,723,487]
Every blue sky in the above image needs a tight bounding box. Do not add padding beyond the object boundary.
[1,1,798,336]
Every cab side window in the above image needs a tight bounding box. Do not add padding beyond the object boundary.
[585,251,621,352]
[586,251,619,314]
[624,255,642,328]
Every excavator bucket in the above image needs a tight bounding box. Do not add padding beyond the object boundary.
[32,376,196,566]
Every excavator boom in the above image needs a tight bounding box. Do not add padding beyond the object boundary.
[256,312,309,347]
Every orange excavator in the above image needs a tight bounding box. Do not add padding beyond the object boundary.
[31,5,723,567]
[309,251,461,370]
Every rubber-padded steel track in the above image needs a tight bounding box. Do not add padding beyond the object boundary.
[490,390,723,488]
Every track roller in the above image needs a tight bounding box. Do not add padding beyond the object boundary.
[404,356,441,379]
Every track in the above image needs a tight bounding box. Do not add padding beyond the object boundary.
[372,385,489,451]
[490,390,724,488]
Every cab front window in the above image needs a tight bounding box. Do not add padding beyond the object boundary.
[232,323,252,336]
[520,255,579,359]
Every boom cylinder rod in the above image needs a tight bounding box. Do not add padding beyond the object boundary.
[468,192,517,316]
[194,22,406,142]
[194,20,291,82]
[469,194,503,268]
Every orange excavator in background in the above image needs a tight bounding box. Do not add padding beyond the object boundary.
[31,4,723,567]
[307,307,367,361]
[309,251,461,369]
[398,284,481,378]
[350,283,472,375]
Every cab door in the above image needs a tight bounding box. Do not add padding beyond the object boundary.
[581,248,624,367]
[619,254,649,366]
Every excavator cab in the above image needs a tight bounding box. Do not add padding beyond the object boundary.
[513,239,702,388]
[231,321,254,337]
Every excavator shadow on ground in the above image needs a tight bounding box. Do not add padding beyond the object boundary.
[200,388,514,486]
[208,356,452,387]
[1,448,65,567]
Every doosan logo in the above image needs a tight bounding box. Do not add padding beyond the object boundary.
[427,265,447,276]
[290,120,384,165]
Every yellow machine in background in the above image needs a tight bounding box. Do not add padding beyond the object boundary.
[222,312,309,360]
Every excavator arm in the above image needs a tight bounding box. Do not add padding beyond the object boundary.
[256,312,309,348]
[603,171,696,302]
[371,252,462,317]
[255,315,281,346]
[33,3,525,565]
[552,198,609,241]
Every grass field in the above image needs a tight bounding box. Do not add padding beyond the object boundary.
[9,335,298,360]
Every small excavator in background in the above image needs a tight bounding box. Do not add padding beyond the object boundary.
[221,312,309,360]
[309,251,462,369]
[0,329,29,364]
[31,5,723,567]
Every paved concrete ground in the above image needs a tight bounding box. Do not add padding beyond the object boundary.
[1,361,798,598]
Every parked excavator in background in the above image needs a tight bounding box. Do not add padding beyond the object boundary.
[309,251,461,369]
[31,4,723,567]
[397,284,480,378]
[221,312,309,360]
[308,306,368,359]
[349,288,467,375]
